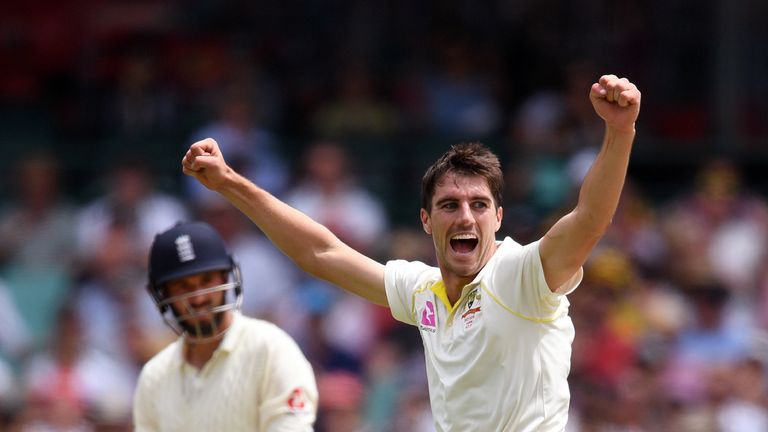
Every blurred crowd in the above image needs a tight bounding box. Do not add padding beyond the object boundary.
[2,1,768,431]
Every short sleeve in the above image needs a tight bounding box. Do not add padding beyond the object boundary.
[488,239,582,321]
[132,368,159,432]
[259,329,318,432]
[384,260,437,326]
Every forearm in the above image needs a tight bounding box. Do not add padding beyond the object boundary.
[183,137,387,305]
[573,125,635,233]
[540,75,639,290]
[211,168,388,305]
[215,169,340,274]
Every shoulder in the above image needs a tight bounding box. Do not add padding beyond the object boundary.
[238,314,285,334]
[385,259,440,288]
[236,316,303,352]
[385,259,438,278]
[496,236,526,255]
[477,237,541,284]
[487,237,536,265]
[137,340,181,387]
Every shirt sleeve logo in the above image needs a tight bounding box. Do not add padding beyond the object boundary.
[419,300,437,332]
[287,387,307,412]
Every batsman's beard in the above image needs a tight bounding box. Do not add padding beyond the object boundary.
[178,308,229,341]
[159,282,241,343]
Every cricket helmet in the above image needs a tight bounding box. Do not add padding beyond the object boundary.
[147,221,242,341]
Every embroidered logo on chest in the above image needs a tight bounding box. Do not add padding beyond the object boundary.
[419,300,437,333]
[461,288,482,330]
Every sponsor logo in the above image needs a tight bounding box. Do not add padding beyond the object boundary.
[287,388,307,411]
[461,307,481,319]
[419,300,437,332]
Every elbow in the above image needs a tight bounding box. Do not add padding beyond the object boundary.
[576,209,613,240]
[294,248,328,278]
[298,239,344,279]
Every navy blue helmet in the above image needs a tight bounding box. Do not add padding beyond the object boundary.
[147,221,242,341]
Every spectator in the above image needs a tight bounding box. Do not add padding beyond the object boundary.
[0,152,76,346]
[662,283,751,404]
[317,371,369,432]
[19,306,136,430]
[286,141,388,254]
[661,159,768,292]
[185,85,289,204]
[419,36,501,138]
[75,156,189,274]
[312,64,400,139]
[285,141,389,363]
[0,278,32,362]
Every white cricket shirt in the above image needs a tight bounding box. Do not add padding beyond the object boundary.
[133,313,317,432]
[385,238,582,432]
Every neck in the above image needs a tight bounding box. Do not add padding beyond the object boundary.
[441,274,474,306]
[184,338,221,369]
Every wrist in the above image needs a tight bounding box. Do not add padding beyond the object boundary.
[606,123,636,136]
[218,167,241,191]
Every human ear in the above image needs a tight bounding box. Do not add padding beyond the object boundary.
[420,208,432,235]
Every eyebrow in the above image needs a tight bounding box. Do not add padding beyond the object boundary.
[434,197,456,207]
[434,195,493,207]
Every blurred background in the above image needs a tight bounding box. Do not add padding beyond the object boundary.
[1,1,767,431]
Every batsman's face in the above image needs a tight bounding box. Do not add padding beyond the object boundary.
[421,173,502,285]
[165,270,228,336]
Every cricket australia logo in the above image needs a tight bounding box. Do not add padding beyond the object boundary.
[419,300,437,333]
[175,235,196,262]
[461,288,482,330]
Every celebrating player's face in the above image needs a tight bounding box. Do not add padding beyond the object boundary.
[421,173,502,283]
[165,270,229,338]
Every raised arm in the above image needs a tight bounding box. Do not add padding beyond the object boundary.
[182,139,388,306]
[540,74,641,291]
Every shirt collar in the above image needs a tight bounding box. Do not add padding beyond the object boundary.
[429,237,517,311]
[217,311,242,354]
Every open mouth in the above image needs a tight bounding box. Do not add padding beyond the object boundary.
[450,234,478,254]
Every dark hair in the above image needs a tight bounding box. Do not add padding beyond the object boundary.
[421,142,503,212]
